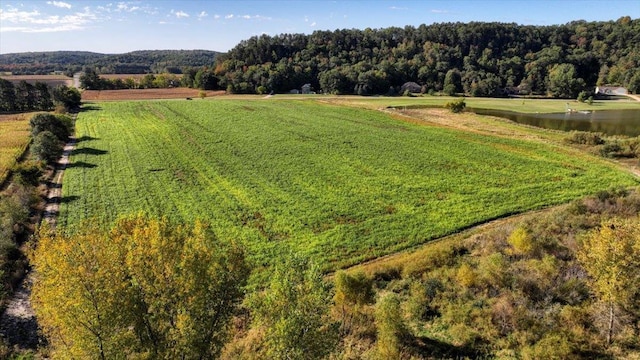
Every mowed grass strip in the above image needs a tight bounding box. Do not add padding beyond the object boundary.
[60,99,637,273]
[0,113,32,183]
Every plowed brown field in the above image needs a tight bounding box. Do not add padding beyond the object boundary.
[81,88,225,101]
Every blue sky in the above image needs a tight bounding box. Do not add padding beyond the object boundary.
[1,1,638,54]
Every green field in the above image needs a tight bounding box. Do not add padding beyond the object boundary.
[59,99,637,274]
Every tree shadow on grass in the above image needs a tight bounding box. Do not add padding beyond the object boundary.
[76,135,100,143]
[46,195,80,205]
[79,103,101,112]
[71,147,108,156]
[408,335,487,359]
[65,161,97,169]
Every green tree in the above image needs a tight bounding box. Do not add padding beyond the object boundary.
[52,85,81,111]
[443,68,462,95]
[0,79,16,112]
[577,217,640,346]
[31,215,250,359]
[548,63,585,98]
[31,131,62,164]
[250,253,338,360]
[34,82,54,110]
[29,113,71,142]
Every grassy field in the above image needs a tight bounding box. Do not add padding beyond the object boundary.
[0,113,32,184]
[59,99,637,276]
[324,95,640,113]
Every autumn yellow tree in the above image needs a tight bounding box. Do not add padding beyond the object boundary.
[577,217,640,346]
[31,215,249,359]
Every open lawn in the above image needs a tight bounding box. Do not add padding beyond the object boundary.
[59,99,637,278]
[0,113,32,185]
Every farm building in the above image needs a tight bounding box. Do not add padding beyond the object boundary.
[595,86,628,95]
[400,82,422,94]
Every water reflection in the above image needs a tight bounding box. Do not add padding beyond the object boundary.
[470,108,640,137]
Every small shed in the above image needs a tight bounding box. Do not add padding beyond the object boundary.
[301,84,312,94]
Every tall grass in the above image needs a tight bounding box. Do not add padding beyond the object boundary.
[0,114,31,184]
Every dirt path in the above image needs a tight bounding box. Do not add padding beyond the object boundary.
[624,94,640,102]
[0,135,76,350]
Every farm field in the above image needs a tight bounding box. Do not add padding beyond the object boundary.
[59,99,637,276]
[81,88,225,101]
[0,74,73,87]
[0,113,32,184]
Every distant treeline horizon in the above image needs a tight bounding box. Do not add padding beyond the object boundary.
[2,18,638,98]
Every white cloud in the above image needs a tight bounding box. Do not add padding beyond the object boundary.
[431,9,449,14]
[175,10,189,18]
[390,6,408,10]
[47,1,72,9]
[214,14,220,19]
[0,6,97,33]
[198,11,208,19]
[114,2,143,12]
[223,14,271,21]
[310,21,316,27]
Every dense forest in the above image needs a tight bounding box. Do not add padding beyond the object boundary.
[212,17,640,97]
[0,50,219,76]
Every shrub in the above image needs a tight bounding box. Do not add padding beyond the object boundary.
[577,91,587,102]
[600,141,623,158]
[445,98,466,113]
[334,271,375,307]
[564,131,604,145]
[31,131,62,164]
[29,113,71,142]
[507,226,536,256]
[12,161,43,186]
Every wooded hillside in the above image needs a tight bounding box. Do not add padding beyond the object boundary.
[0,50,220,75]
[214,17,640,97]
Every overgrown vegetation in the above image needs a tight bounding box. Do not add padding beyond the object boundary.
[338,189,640,359]
[59,100,636,276]
[30,215,250,359]
[565,130,640,159]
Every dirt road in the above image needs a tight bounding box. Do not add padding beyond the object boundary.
[0,136,76,350]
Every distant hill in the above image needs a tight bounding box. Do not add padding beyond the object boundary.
[0,50,221,75]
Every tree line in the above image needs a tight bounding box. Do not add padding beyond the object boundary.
[0,50,219,76]
[0,79,81,113]
[211,17,639,97]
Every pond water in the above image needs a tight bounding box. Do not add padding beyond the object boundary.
[470,108,640,137]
